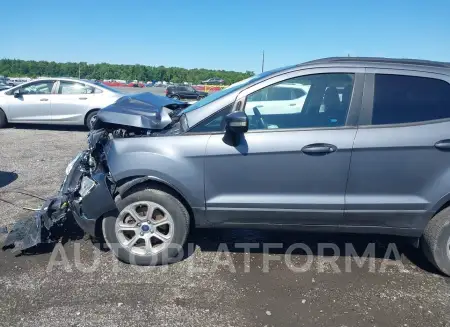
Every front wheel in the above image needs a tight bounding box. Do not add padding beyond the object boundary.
[102,187,190,265]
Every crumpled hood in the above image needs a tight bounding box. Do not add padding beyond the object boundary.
[95,92,190,130]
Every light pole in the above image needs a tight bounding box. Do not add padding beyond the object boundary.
[261,50,265,73]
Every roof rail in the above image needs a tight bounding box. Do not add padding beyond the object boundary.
[301,57,450,68]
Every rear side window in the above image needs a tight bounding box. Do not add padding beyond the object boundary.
[59,81,94,94]
[372,74,450,125]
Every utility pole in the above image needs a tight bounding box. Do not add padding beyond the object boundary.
[78,63,81,79]
[261,50,265,72]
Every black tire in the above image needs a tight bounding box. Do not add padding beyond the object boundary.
[422,206,450,276]
[85,110,98,130]
[171,95,180,100]
[0,109,7,128]
[102,186,190,265]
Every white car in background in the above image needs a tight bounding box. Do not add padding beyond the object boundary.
[0,78,123,129]
[0,83,11,91]
[244,82,310,116]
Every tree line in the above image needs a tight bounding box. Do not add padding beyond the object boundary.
[0,59,254,84]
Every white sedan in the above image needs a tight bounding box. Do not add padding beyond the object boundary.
[244,83,310,116]
[0,78,123,129]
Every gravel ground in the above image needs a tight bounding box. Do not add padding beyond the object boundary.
[1,88,450,327]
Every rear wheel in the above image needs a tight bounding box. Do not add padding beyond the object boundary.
[171,95,180,100]
[85,110,98,130]
[102,187,190,265]
[0,109,7,128]
[422,207,450,276]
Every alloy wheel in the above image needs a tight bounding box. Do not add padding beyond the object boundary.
[115,201,174,256]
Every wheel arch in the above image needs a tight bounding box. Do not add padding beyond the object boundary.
[434,199,450,217]
[115,175,195,224]
[0,106,7,120]
[94,175,197,238]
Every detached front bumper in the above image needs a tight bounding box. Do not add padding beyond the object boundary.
[3,151,118,251]
[70,172,117,236]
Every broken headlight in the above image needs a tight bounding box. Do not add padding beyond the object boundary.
[65,152,83,175]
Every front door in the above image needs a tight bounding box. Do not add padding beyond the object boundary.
[204,70,363,225]
[6,80,55,123]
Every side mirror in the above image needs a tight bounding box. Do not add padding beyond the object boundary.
[225,111,248,134]
[13,89,22,98]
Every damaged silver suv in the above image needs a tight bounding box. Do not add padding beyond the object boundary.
[5,57,450,275]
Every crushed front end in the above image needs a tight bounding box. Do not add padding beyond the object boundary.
[3,131,117,251]
[2,92,189,251]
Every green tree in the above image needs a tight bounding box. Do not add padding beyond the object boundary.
[0,59,254,84]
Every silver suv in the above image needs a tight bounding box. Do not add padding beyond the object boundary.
[6,57,450,275]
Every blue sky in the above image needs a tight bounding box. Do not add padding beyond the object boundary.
[2,0,450,73]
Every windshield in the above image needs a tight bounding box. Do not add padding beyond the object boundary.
[180,65,297,115]
[95,82,123,93]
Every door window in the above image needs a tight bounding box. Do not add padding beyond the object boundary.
[245,73,354,130]
[372,74,450,125]
[20,81,54,95]
[58,81,94,94]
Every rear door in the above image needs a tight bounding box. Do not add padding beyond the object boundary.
[345,70,450,233]
[51,80,95,124]
[202,68,365,226]
[5,80,56,123]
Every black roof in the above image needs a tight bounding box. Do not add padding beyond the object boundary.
[300,57,450,69]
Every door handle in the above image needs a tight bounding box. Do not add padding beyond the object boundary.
[40,98,48,101]
[302,143,337,155]
[289,103,296,106]
[435,140,450,150]
[79,97,88,100]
